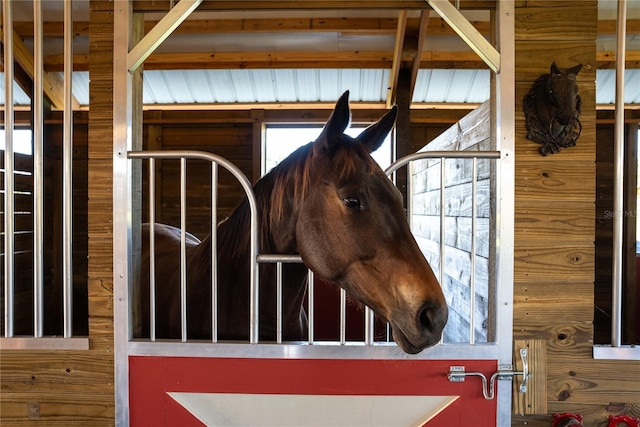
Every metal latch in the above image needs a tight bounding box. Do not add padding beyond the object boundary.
[447,348,531,400]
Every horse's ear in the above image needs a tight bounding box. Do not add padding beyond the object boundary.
[356,105,398,153]
[318,91,351,148]
[550,61,561,76]
[567,63,583,77]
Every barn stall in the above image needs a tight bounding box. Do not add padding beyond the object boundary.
[1,1,639,426]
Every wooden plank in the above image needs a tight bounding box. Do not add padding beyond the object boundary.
[515,201,595,241]
[514,244,594,282]
[513,281,594,324]
[512,322,594,356]
[515,6,597,41]
[514,160,596,202]
[513,339,547,415]
[547,358,640,404]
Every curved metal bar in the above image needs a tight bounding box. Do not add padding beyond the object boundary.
[128,150,261,343]
[385,150,501,176]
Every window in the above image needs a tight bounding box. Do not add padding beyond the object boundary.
[263,125,393,176]
[0,128,33,155]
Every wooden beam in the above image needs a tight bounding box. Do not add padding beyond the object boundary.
[0,28,77,110]
[132,1,496,12]
[13,17,495,38]
[128,0,203,72]
[428,0,500,73]
[16,18,640,39]
[410,10,430,101]
[386,10,408,108]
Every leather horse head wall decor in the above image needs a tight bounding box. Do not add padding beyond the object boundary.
[523,62,583,156]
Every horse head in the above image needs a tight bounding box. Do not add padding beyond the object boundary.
[294,91,448,354]
[524,62,583,155]
[546,62,582,127]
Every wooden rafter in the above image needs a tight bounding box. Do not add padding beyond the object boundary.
[386,10,408,108]
[410,10,430,101]
[12,18,638,38]
[428,0,499,73]
[0,28,78,110]
[128,0,203,72]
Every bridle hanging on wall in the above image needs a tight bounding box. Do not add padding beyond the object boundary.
[523,62,583,156]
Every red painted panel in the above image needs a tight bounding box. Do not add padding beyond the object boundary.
[130,356,497,426]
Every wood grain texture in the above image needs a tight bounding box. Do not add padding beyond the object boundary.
[513,339,547,415]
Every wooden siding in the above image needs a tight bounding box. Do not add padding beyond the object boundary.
[0,3,116,425]
[411,102,493,343]
[513,1,640,425]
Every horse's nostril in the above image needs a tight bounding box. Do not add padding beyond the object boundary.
[419,305,433,331]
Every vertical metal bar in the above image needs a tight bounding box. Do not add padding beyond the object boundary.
[407,160,414,224]
[180,158,187,342]
[33,0,45,338]
[62,0,74,338]
[3,0,15,338]
[612,0,627,348]
[340,288,346,344]
[276,262,283,343]
[211,163,218,342]
[307,269,314,344]
[439,157,446,289]
[364,307,374,346]
[149,158,156,341]
[469,158,478,345]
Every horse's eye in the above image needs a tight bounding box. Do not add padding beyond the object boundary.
[343,196,361,210]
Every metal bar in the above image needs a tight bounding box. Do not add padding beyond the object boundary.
[127,150,260,343]
[612,0,627,348]
[439,157,446,302]
[494,2,516,425]
[276,262,283,344]
[62,0,74,338]
[149,158,157,341]
[385,151,501,176]
[180,158,188,342]
[3,0,15,338]
[211,163,218,342]
[340,288,346,344]
[257,254,302,263]
[128,0,203,72]
[469,158,477,345]
[33,0,44,338]
[427,0,500,73]
[364,307,375,346]
[308,269,315,344]
[113,2,134,424]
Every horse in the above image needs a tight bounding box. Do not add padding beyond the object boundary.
[523,61,583,156]
[139,91,448,354]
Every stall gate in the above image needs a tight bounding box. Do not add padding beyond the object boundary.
[112,2,516,426]
[119,147,515,427]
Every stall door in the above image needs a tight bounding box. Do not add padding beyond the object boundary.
[129,356,499,426]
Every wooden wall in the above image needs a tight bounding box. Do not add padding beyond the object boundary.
[513,1,640,425]
[0,3,116,424]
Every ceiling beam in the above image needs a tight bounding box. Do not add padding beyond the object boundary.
[427,0,499,73]
[128,0,203,72]
[13,18,639,39]
[386,10,408,108]
[410,10,430,101]
[132,1,495,12]
[44,50,640,72]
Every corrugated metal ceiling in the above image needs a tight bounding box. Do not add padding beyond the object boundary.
[2,68,637,107]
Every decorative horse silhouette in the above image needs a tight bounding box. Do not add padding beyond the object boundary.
[523,62,583,156]
[139,91,448,354]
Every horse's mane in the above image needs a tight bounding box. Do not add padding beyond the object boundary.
[217,136,378,262]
